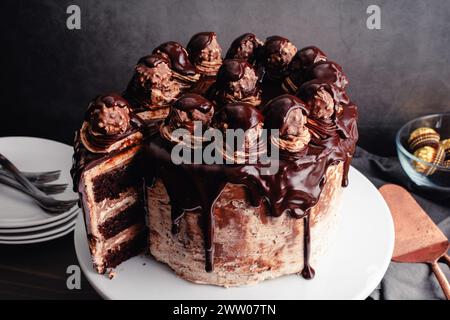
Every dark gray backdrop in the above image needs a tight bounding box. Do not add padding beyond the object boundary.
[2,0,450,155]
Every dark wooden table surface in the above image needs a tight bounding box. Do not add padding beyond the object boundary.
[0,231,101,299]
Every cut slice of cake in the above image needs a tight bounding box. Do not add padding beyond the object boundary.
[72,94,148,274]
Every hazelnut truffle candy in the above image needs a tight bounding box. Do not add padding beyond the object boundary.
[212,103,264,162]
[413,145,445,175]
[187,32,223,76]
[441,139,450,167]
[442,139,450,154]
[160,93,214,146]
[282,46,328,94]
[262,36,297,80]
[80,94,143,153]
[225,33,264,64]
[153,41,200,90]
[264,94,311,153]
[297,82,338,119]
[296,82,349,139]
[215,59,261,107]
[89,95,131,135]
[407,127,440,152]
[123,53,181,115]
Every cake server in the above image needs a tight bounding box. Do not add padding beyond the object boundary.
[379,184,450,299]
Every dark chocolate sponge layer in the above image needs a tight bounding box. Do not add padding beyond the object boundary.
[102,229,147,271]
[98,203,146,239]
[92,162,141,203]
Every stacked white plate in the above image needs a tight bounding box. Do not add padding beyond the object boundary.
[0,137,80,244]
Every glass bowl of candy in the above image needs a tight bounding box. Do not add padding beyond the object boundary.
[396,113,450,192]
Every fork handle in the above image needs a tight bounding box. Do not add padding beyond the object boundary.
[430,261,450,300]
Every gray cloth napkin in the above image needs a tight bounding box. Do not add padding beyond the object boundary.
[352,147,450,300]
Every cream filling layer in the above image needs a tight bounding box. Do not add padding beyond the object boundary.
[92,224,145,269]
[82,145,142,238]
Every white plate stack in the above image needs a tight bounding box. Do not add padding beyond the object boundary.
[0,137,80,244]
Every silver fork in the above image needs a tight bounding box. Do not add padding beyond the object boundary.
[0,176,77,213]
[0,168,61,183]
[0,172,67,195]
[0,153,78,214]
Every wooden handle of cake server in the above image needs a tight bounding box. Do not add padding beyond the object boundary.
[430,261,450,300]
[440,254,450,267]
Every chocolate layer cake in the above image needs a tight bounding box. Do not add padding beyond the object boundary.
[72,94,148,274]
[72,32,358,286]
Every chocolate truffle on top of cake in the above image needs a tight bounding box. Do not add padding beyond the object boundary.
[159,93,215,146]
[212,102,265,163]
[282,46,328,94]
[225,33,264,64]
[79,94,144,154]
[297,82,343,120]
[261,36,297,81]
[72,93,147,274]
[153,41,201,91]
[258,36,297,103]
[123,53,181,120]
[213,59,261,107]
[299,60,350,120]
[187,32,223,76]
[305,60,348,90]
[263,94,311,153]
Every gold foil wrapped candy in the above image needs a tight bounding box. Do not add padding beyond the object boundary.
[441,139,450,167]
[412,146,445,175]
[407,127,440,152]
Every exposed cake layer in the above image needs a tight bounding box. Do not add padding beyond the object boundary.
[89,224,147,273]
[98,201,145,239]
[91,161,140,203]
[148,162,343,287]
[79,144,147,273]
[81,145,142,233]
